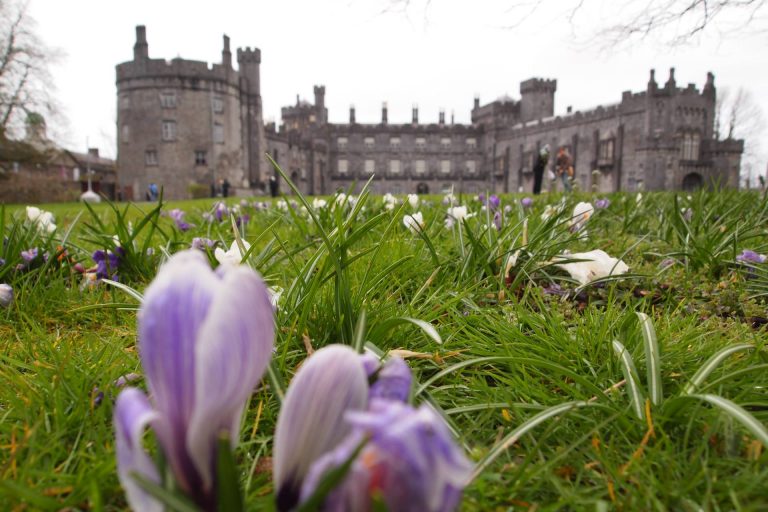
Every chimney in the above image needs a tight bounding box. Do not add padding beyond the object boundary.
[566,105,572,114]
[439,109,445,125]
[647,68,657,92]
[412,104,419,124]
[133,25,149,60]
[382,102,388,124]
[665,67,676,90]
[473,96,480,110]
[450,110,455,125]
[222,35,231,68]
[349,104,356,124]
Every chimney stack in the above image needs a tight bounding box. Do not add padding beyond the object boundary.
[412,104,419,124]
[349,105,356,124]
[382,102,388,124]
[222,35,231,68]
[134,25,149,60]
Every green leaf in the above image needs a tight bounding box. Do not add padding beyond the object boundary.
[681,394,768,446]
[370,316,442,348]
[683,343,755,395]
[216,435,244,512]
[636,312,663,405]
[131,471,202,512]
[101,278,144,303]
[612,339,646,420]
[353,308,367,353]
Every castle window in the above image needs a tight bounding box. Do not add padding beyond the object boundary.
[466,138,477,148]
[390,160,401,175]
[160,92,177,109]
[415,160,426,175]
[121,125,130,144]
[364,137,375,149]
[598,139,615,164]
[145,150,158,166]
[390,183,402,194]
[390,137,401,149]
[681,133,700,161]
[309,114,316,123]
[194,151,207,166]
[441,183,453,194]
[213,123,224,144]
[415,137,426,150]
[466,161,476,174]
[337,137,348,150]
[120,94,130,109]
[440,160,451,174]
[213,97,224,113]
[161,121,177,141]
[441,137,451,148]
[364,159,375,174]
[338,159,348,174]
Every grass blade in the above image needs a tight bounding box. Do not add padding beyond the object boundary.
[612,339,646,420]
[683,343,755,395]
[636,312,663,405]
[683,394,768,446]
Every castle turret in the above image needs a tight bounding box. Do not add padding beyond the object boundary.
[237,46,266,187]
[520,78,556,123]
[412,104,418,124]
[133,25,148,60]
[665,67,676,91]
[381,102,388,124]
[703,71,715,98]
[439,109,445,125]
[222,34,231,68]
[647,69,658,93]
[314,85,326,124]
[349,105,356,124]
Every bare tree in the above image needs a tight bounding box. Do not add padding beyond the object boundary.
[384,0,768,47]
[0,0,60,141]
[716,87,767,186]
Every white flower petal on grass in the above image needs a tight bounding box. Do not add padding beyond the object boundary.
[407,193,420,209]
[214,240,252,266]
[26,205,57,233]
[403,211,425,233]
[554,249,629,286]
[570,202,594,232]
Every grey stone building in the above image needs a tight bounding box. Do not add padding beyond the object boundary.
[116,26,743,199]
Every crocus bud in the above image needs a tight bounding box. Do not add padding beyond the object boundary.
[274,345,368,511]
[0,284,13,308]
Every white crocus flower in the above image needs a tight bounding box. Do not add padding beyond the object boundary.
[214,240,252,266]
[407,194,419,209]
[26,206,57,233]
[403,211,425,233]
[276,200,288,211]
[312,198,327,209]
[554,249,629,286]
[636,193,643,204]
[268,286,283,309]
[570,202,594,232]
[445,206,475,229]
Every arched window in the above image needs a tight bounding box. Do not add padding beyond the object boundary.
[680,132,700,160]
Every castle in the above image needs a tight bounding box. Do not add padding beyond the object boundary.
[116,26,743,200]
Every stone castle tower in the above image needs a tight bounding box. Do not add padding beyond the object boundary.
[116,26,267,200]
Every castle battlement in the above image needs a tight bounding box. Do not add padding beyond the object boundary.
[520,78,557,94]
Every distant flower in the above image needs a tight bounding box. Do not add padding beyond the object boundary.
[240,199,249,208]
[113,373,142,388]
[236,214,250,227]
[594,198,610,209]
[445,206,474,229]
[541,204,560,221]
[0,283,13,308]
[168,209,192,231]
[635,193,643,204]
[493,211,502,231]
[20,247,38,263]
[442,193,457,206]
[191,237,216,251]
[312,198,328,209]
[521,197,533,208]
[26,206,57,233]
[503,204,513,214]
[659,257,677,269]
[268,285,283,309]
[214,239,252,266]
[201,211,214,223]
[383,193,397,211]
[407,193,420,209]
[92,248,124,280]
[276,200,288,211]
[570,202,594,233]
[554,249,629,286]
[113,250,275,511]
[488,194,500,210]
[335,192,348,207]
[403,211,425,233]
[736,250,767,264]
[214,201,229,221]
[681,208,693,222]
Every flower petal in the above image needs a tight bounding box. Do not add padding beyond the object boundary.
[274,345,368,511]
[114,388,162,512]
[138,250,220,491]
[185,263,276,491]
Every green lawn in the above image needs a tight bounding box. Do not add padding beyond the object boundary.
[1,188,767,510]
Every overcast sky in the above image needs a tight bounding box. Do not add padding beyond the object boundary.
[29,0,768,175]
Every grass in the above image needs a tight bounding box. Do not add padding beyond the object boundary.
[1,186,767,510]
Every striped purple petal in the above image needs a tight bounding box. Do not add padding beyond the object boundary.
[114,388,162,512]
[273,345,369,511]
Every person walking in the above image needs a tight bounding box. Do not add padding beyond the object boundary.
[555,147,573,193]
[533,144,550,195]
[222,178,230,198]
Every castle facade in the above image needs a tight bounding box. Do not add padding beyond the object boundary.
[116,26,743,199]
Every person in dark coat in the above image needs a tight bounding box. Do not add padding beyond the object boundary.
[533,144,550,195]
[222,179,230,198]
[269,175,279,197]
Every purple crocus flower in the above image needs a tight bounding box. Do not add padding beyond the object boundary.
[274,345,472,512]
[213,202,228,222]
[92,249,123,280]
[20,247,38,263]
[594,198,610,209]
[521,197,533,208]
[488,195,500,211]
[300,399,474,512]
[169,208,192,232]
[113,250,275,511]
[736,250,767,264]
[274,345,369,511]
[191,237,216,251]
[493,211,502,231]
